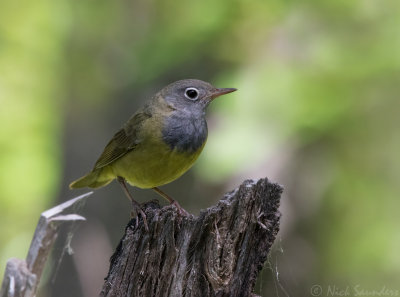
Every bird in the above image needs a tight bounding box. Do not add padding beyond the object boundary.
[69,79,237,230]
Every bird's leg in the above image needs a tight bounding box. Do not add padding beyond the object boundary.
[117,176,149,231]
[152,187,189,216]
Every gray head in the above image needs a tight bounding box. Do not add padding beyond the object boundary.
[159,79,237,115]
[158,79,236,153]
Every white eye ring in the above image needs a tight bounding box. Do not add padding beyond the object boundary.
[184,87,199,100]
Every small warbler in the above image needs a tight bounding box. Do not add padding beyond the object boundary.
[70,79,236,230]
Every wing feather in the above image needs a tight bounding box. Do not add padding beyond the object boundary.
[93,112,150,169]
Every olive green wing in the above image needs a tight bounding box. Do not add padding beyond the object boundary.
[93,112,150,170]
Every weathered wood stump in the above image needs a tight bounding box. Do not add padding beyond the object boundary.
[0,193,91,297]
[100,178,282,297]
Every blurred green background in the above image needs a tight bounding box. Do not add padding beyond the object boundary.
[1,0,399,296]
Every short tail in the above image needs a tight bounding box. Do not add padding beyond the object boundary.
[69,169,113,189]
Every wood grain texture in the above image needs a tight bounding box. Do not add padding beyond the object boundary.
[0,192,91,297]
[100,178,282,297]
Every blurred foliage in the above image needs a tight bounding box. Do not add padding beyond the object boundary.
[0,0,66,279]
[1,0,400,296]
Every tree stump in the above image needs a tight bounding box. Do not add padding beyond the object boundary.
[100,178,282,297]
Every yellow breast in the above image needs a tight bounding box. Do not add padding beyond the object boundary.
[110,137,205,189]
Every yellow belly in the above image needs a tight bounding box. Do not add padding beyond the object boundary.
[110,138,205,189]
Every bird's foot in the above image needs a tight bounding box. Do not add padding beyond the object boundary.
[118,176,149,231]
[152,187,190,216]
[170,200,190,216]
[130,200,149,231]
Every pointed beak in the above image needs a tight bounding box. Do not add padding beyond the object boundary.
[211,87,237,100]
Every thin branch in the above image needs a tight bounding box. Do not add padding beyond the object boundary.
[0,192,92,297]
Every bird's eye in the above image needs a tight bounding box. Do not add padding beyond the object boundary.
[184,87,199,100]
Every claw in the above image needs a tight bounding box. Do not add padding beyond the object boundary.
[130,199,149,231]
[171,200,189,216]
[152,187,190,216]
[118,176,149,232]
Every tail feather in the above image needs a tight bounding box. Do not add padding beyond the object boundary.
[69,169,113,189]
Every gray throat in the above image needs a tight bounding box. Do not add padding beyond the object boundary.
[162,111,208,153]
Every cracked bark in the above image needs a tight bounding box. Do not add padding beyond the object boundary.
[100,178,282,297]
